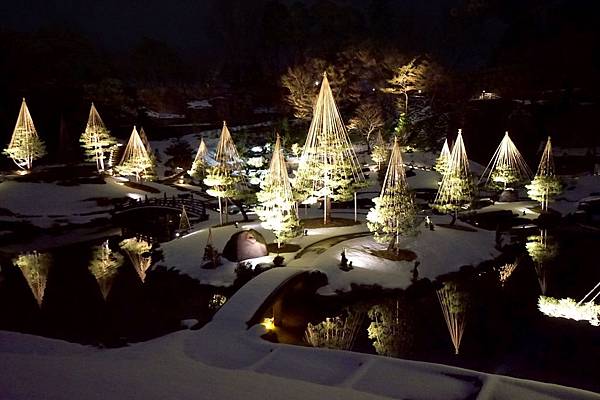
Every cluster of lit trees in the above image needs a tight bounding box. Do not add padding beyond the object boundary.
[430,130,563,225]
[3,100,157,180]
[3,61,564,253]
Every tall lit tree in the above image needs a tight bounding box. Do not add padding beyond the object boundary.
[80,103,117,173]
[4,98,46,171]
[479,131,532,189]
[294,72,365,224]
[256,134,301,248]
[527,137,562,211]
[116,127,155,181]
[367,138,417,251]
[189,137,209,180]
[14,251,51,307]
[178,205,191,232]
[204,122,249,224]
[432,129,473,224]
[88,240,123,299]
[434,138,451,177]
[383,57,430,114]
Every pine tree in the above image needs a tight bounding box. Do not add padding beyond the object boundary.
[293,72,365,224]
[370,130,389,170]
[116,127,155,181]
[367,138,417,251]
[256,134,301,247]
[432,129,473,223]
[80,103,117,173]
[479,131,531,190]
[204,122,250,224]
[189,137,209,180]
[4,98,46,171]
[527,137,562,211]
[88,240,123,299]
[433,138,451,177]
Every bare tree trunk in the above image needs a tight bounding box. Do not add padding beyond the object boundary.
[354,192,357,222]
[218,197,223,225]
[323,196,331,225]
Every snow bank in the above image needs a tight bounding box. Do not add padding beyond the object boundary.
[0,268,597,400]
[553,174,600,215]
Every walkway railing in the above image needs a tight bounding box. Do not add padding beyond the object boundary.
[113,194,212,220]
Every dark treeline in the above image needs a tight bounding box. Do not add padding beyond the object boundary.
[0,0,598,164]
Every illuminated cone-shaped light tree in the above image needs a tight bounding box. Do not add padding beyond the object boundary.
[189,137,209,180]
[179,205,191,232]
[202,228,221,268]
[479,131,532,190]
[4,98,46,171]
[14,251,51,307]
[294,72,365,224]
[527,137,562,212]
[437,281,469,355]
[370,130,389,171]
[80,103,117,173]
[256,134,301,248]
[116,127,155,181]
[88,240,123,299]
[119,237,152,282]
[204,122,248,224]
[434,138,451,176]
[433,130,473,224]
[367,137,417,251]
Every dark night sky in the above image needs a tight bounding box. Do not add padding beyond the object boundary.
[0,0,214,51]
[0,0,462,54]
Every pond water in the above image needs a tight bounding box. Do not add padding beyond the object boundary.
[0,228,234,347]
[257,222,600,393]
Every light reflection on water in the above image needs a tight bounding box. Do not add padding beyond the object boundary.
[0,234,228,347]
[261,225,600,393]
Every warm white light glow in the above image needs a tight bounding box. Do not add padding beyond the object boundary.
[539,294,600,327]
[261,317,275,331]
[479,131,532,188]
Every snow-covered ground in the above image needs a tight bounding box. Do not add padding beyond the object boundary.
[553,174,600,216]
[0,177,184,228]
[0,267,597,400]
[159,204,499,294]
